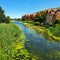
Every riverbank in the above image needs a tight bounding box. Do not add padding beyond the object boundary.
[23,22,60,41]
[0,22,40,60]
[0,23,31,60]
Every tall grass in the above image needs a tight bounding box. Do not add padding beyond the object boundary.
[0,23,38,60]
[0,23,22,60]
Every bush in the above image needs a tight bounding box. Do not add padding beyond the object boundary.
[33,22,40,25]
[5,16,10,23]
[49,25,60,37]
[54,19,60,24]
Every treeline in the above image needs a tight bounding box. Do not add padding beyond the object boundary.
[0,7,10,23]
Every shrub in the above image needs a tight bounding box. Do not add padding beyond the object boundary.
[33,22,40,25]
[49,25,60,37]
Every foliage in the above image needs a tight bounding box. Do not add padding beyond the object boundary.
[0,6,10,23]
[22,15,27,20]
[34,10,47,23]
[33,22,40,25]
[55,19,60,24]
[49,24,60,37]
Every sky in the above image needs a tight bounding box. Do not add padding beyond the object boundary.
[0,0,60,18]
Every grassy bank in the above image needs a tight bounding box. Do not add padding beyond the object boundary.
[23,22,60,41]
[0,23,27,60]
[0,23,39,60]
[48,24,60,37]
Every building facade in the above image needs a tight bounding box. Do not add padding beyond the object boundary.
[46,9,60,24]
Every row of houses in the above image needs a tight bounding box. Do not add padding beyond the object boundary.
[22,13,36,20]
[22,8,60,24]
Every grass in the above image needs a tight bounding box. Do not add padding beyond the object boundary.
[48,24,60,37]
[0,23,22,60]
[0,23,29,60]
[19,20,40,25]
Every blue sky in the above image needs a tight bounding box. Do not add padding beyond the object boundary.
[0,0,60,18]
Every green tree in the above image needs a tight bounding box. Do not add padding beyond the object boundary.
[5,16,10,23]
[0,6,10,23]
[22,15,26,20]
[34,10,47,23]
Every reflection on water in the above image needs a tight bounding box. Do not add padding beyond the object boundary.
[14,21,60,60]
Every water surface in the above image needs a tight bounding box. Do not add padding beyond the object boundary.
[14,21,60,60]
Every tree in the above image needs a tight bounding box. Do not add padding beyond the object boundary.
[34,10,47,23]
[0,6,10,23]
[5,16,10,23]
[22,15,26,20]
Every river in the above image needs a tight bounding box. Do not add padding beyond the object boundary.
[14,21,60,60]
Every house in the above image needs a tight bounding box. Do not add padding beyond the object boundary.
[56,10,60,19]
[46,8,60,25]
